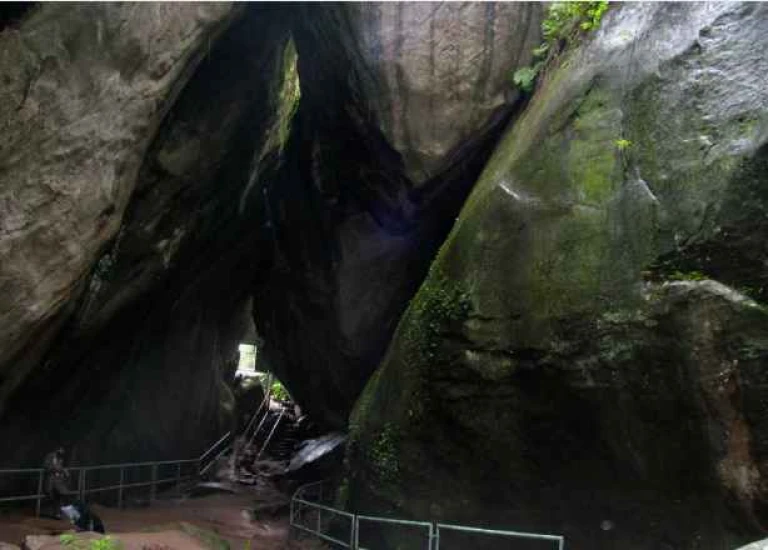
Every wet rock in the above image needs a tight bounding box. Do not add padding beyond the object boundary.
[285,433,346,475]
[738,540,768,550]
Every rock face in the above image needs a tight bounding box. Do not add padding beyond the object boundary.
[252,3,540,428]
[347,3,768,549]
[347,3,542,184]
[0,4,294,466]
[0,2,237,417]
[0,1,539,464]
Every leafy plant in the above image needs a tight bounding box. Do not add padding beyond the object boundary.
[510,1,610,93]
[615,138,632,150]
[91,538,121,550]
[270,379,290,401]
[59,535,122,550]
[512,66,541,93]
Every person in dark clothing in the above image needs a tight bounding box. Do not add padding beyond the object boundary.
[43,447,70,518]
[61,500,105,533]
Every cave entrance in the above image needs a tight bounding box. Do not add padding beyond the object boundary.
[235,343,258,378]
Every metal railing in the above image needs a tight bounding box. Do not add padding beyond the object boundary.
[290,481,566,550]
[254,407,284,462]
[198,431,233,477]
[0,433,231,517]
[435,523,564,550]
[291,481,356,548]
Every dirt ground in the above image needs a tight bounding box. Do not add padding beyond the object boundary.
[0,489,326,549]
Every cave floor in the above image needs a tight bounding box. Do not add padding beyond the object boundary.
[0,491,326,549]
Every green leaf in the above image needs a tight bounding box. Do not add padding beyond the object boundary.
[512,66,539,93]
[532,43,549,58]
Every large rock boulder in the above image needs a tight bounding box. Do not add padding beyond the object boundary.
[252,3,541,428]
[0,4,294,466]
[0,3,237,417]
[347,3,768,549]
[347,3,542,184]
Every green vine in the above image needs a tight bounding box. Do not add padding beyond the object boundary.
[512,1,609,93]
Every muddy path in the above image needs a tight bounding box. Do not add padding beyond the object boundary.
[0,487,325,549]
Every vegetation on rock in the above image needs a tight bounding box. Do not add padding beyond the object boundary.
[60,535,122,550]
[512,1,609,92]
[269,379,291,401]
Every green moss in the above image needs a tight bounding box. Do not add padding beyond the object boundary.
[370,423,400,482]
[250,38,300,174]
[346,266,470,494]
[569,139,617,204]
[567,88,622,204]
[668,270,707,282]
[398,268,470,418]
[273,38,301,154]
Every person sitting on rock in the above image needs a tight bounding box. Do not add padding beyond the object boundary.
[43,447,70,518]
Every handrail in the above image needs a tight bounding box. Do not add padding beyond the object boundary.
[436,523,565,550]
[0,458,201,475]
[198,444,232,477]
[290,480,566,550]
[242,394,268,440]
[0,432,230,517]
[247,403,274,448]
[254,407,285,462]
[243,374,272,440]
[198,431,232,463]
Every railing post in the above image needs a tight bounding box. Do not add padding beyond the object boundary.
[431,522,438,550]
[353,516,360,550]
[117,467,124,509]
[175,462,182,497]
[150,464,158,502]
[35,470,43,517]
[79,470,87,501]
[350,514,357,550]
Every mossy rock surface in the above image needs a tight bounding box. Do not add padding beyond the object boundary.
[347,3,768,549]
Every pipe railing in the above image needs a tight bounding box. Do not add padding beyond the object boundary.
[0,434,230,517]
[198,431,232,469]
[290,480,566,550]
[254,407,285,462]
